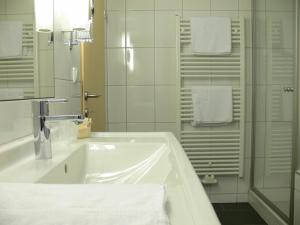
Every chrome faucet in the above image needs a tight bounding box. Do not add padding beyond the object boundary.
[32,99,84,160]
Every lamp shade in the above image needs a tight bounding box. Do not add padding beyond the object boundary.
[60,0,90,31]
[34,0,53,32]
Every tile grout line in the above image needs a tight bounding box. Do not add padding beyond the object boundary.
[125,0,128,132]
[153,0,157,132]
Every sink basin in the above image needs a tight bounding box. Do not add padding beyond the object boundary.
[39,137,174,185]
[0,132,220,225]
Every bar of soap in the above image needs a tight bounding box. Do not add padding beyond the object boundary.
[77,118,92,139]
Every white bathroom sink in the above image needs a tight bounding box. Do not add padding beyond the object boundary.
[0,132,220,225]
[39,136,174,185]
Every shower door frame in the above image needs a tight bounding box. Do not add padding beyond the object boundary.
[250,0,299,224]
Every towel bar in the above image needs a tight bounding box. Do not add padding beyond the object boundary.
[176,16,246,182]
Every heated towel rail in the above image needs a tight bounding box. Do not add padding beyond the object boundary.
[176,17,246,179]
[0,24,37,98]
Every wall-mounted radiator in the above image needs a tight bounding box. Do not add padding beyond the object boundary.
[0,24,37,99]
[176,17,246,180]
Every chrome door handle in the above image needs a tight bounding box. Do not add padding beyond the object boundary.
[283,87,294,93]
[84,91,101,100]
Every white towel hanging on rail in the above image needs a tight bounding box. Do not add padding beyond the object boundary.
[191,17,231,55]
[191,86,233,126]
[0,21,23,58]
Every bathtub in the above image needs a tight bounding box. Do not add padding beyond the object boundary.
[0,132,220,225]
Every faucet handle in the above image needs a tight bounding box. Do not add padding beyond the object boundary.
[32,99,68,117]
[32,99,68,106]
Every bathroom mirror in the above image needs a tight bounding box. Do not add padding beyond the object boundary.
[0,0,54,101]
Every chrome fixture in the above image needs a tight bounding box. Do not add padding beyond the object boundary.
[63,30,93,50]
[283,87,295,92]
[61,0,94,50]
[47,32,54,46]
[84,91,101,101]
[32,99,83,160]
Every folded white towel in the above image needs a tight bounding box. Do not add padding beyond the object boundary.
[191,17,231,55]
[192,86,233,125]
[0,184,169,225]
[0,21,23,58]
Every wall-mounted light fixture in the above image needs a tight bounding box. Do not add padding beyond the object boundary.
[59,0,94,50]
[34,0,54,45]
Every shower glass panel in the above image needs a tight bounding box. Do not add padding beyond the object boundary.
[252,0,297,222]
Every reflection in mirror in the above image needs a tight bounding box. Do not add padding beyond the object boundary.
[0,0,54,101]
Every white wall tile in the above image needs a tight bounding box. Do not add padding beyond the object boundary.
[107,11,126,48]
[53,40,73,81]
[107,48,126,85]
[266,0,294,12]
[182,10,210,18]
[127,0,154,10]
[239,0,252,11]
[108,86,126,123]
[254,0,265,11]
[155,123,178,137]
[127,86,155,122]
[155,0,182,10]
[238,159,251,193]
[127,48,154,85]
[211,0,238,11]
[254,158,264,188]
[0,101,32,145]
[108,123,127,132]
[0,0,5,14]
[5,14,34,24]
[255,85,267,121]
[127,123,155,132]
[126,11,154,47]
[183,0,211,10]
[155,11,179,47]
[155,48,177,85]
[106,0,125,11]
[6,0,33,14]
[237,194,249,202]
[39,50,54,87]
[210,176,238,194]
[254,122,266,158]
[210,10,238,19]
[155,86,177,122]
[54,82,72,114]
[40,87,55,98]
